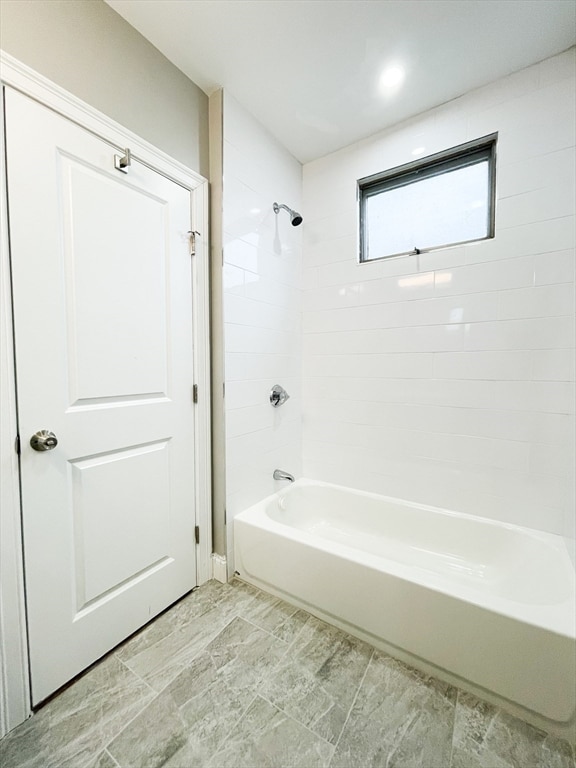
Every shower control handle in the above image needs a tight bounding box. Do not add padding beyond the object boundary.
[270,385,290,408]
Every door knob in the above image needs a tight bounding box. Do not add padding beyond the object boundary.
[30,430,58,451]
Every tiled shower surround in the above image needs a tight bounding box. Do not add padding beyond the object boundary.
[1,580,574,768]
[302,48,575,539]
[221,93,303,548]
[221,48,575,553]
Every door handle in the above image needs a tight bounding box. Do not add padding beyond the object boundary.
[30,430,58,451]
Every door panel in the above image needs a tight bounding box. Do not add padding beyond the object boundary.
[5,88,198,704]
[62,156,170,402]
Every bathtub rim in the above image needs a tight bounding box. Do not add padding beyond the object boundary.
[235,477,576,639]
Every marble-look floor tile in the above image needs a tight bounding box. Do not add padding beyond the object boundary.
[207,695,334,768]
[116,579,257,664]
[164,616,289,758]
[237,587,310,643]
[450,691,575,768]
[261,616,373,745]
[89,750,119,768]
[121,603,231,692]
[0,655,154,768]
[330,651,457,768]
[107,691,187,768]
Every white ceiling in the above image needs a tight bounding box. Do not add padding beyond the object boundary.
[106,0,576,164]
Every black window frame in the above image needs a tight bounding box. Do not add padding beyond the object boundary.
[358,133,498,262]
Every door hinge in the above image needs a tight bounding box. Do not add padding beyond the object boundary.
[188,230,200,256]
[195,525,200,545]
[193,384,198,403]
[15,434,21,455]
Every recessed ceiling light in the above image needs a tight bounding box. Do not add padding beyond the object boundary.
[412,146,426,156]
[379,65,405,90]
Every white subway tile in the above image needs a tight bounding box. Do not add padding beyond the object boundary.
[223,175,265,233]
[303,325,464,356]
[222,263,245,295]
[303,283,361,312]
[433,351,532,380]
[243,273,301,309]
[434,257,534,297]
[224,237,259,273]
[531,349,575,382]
[316,254,419,287]
[530,442,570,478]
[304,398,572,446]
[225,352,297,382]
[463,316,574,351]
[533,249,576,285]
[498,283,575,320]
[225,463,272,496]
[225,294,300,331]
[226,428,271,468]
[225,323,300,355]
[497,183,575,230]
[465,219,575,265]
[356,272,435,306]
[411,247,467,273]
[306,353,434,380]
[302,207,357,246]
[497,147,575,200]
[304,235,356,267]
[413,431,530,473]
[302,267,319,291]
[225,379,272,410]
[225,404,273,439]
[401,292,499,326]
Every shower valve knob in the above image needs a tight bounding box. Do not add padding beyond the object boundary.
[270,385,290,408]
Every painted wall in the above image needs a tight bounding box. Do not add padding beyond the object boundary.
[0,0,209,176]
[222,93,303,559]
[302,49,575,539]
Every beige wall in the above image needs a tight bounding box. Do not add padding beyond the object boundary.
[0,0,209,176]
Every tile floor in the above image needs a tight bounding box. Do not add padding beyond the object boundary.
[0,579,574,768]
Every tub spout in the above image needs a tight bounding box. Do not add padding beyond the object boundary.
[273,469,294,482]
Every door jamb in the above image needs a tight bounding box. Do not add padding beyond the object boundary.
[0,50,212,736]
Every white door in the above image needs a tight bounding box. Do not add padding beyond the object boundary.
[5,88,198,704]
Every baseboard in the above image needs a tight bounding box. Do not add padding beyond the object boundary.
[211,553,228,583]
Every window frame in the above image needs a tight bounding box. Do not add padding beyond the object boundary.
[357,133,498,263]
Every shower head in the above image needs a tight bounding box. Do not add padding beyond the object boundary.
[273,202,303,227]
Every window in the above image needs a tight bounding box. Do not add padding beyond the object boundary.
[358,134,497,262]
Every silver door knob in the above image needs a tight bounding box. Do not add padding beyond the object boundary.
[30,430,58,451]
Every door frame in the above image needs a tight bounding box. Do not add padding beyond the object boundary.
[0,50,212,736]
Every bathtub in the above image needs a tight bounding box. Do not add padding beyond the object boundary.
[234,478,576,741]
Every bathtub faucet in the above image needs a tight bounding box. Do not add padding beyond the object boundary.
[273,469,294,482]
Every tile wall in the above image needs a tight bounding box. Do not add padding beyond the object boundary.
[222,93,303,553]
[302,49,575,538]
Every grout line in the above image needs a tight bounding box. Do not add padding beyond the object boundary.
[256,692,337,753]
[238,609,310,649]
[116,656,156,694]
[448,688,460,768]
[100,686,162,761]
[205,693,260,763]
[327,648,375,767]
[104,748,121,768]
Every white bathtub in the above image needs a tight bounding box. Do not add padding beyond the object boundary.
[234,478,576,741]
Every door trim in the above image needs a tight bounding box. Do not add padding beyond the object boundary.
[0,50,212,735]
